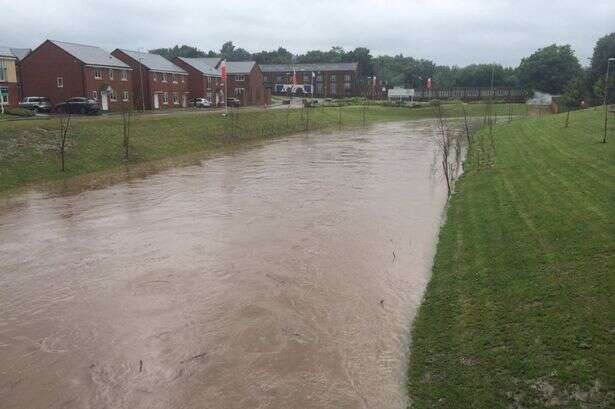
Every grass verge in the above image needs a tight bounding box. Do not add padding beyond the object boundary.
[0,103,522,193]
[408,107,615,408]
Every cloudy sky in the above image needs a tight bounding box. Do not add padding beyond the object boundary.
[2,0,614,67]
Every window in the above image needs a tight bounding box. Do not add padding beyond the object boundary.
[0,86,8,104]
[110,90,117,101]
[303,74,310,83]
[316,74,323,83]
[94,69,102,79]
[316,83,324,94]
[123,91,129,101]
[153,73,158,82]
[330,74,337,83]
[172,74,178,83]
[0,60,5,81]
[181,75,184,83]
[172,92,179,104]
[264,76,269,82]
[162,73,167,82]
[234,88,245,97]
[91,90,98,100]
[344,74,351,82]
[345,81,352,90]
[108,69,114,80]
[57,77,64,88]
[234,75,245,81]
[121,70,128,81]
[162,92,169,104]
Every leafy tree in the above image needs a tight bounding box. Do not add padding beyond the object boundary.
[149,45,205,60]
[219,41,252,61]
[517,44,582,94]
[561,73,589,109]
[252,47,293,64]
[590,32,615,103]
[344,47,374,77]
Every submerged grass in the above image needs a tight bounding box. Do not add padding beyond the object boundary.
[408,108,615,408]
[0,103,521,193]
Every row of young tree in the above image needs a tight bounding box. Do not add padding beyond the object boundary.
[151,32,615,105]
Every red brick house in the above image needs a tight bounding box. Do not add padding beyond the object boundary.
[20,40,133,111]
[0,46,30,107]
[173,57,222,104]
[225,61,269,106]
[112,49,189,110]
[261,62,359,98]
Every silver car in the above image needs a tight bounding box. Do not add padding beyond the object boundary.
[19,96,52,113]
[192,98,212,108]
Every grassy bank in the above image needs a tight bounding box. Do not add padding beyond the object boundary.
[408,108,614,407]
[0,103,521,193]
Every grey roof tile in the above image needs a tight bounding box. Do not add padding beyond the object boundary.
[118,49,186,74]
[177,57,221,77]
[50,40,129,69]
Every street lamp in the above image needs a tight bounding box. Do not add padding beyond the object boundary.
[138,57,145,113]
[603,57,615,143]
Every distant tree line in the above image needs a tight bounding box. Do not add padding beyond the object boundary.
[150,32,615,105]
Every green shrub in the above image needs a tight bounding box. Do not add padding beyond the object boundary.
[3,107,35,117]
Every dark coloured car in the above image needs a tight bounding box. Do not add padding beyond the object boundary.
[19,96,52,113]
[226,98,241,107]
[55,97,100,115]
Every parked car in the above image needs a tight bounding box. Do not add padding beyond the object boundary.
[19,97,52,113]
[55,97,100,115]
[190,98,212,108]
[226,97,241,107]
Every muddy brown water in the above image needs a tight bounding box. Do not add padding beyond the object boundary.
[0,121,448,409]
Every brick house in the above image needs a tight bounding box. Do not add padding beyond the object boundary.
[173,57,222,104]
[260,62,359,98]
[20,40,133,111]
[225,61,269,106]
[0,46,30,107]
[112,49,189,110]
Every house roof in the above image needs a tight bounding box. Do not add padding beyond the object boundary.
[200,57,222,69]
[177,57,221,77]
[226,61,256,74]
[260,62,359,73]
[117,49,186,74]
[50,40,129,69]
[0,46,31,60]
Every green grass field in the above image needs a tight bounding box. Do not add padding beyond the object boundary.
[0,103,522,193]
[408,107,615,408]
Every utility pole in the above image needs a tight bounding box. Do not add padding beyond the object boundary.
[602,57,615,143]
[139,57,145,113]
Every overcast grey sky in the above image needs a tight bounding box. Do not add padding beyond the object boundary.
[2,0,614,67]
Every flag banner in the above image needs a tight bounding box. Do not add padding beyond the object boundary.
[220,60,227,84]
[427,78,432,90]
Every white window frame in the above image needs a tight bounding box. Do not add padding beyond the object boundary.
[172,92,179,104]
[123,90,129,101]
[234,75,245,81]
[108,69,114,80]
[172,74,178,83]
[94,69,102,79]
[153,73,157,82]
[163,92,169,104]
[0,60,6,82]
[110,90,117,101]
[344,74,351,82]
[181,75,185,83]
[162,73,167,83]
[121,70,128,81]
[233,87,245,97]
[57,77,64,88]
[92,90,98,100]
[0,86,8,103]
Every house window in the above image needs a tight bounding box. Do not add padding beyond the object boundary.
[172,92,179,104]
[345,82,351,90]
[162,73,167,82]
[303,74,310,83]
[0,60,5,81]
[234,75,245,81]
[315,83,323,94]
[57,77,64,88]
[92,90,98,100]
[153,73,157,82]
[121,70,128,81]
[123,91,129,101]
[110,90,117,101]
[94,69,102,79]
[163,92,169,104]
[172,74,178,83]
[344,74,351,82]
[316,74,323,83]
[330,85,337,95]
[330,75,337,83]
[234,88,245,97]
[181,76,184,83]
[109,69,114,80]
[0,86,8,104]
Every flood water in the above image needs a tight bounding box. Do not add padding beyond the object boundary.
[0,121,448,409]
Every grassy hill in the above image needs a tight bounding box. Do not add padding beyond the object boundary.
[408,108,615,408]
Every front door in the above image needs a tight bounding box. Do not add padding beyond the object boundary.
[182,95,187,108]
[101,92,109,111]
[153,94,160,109]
